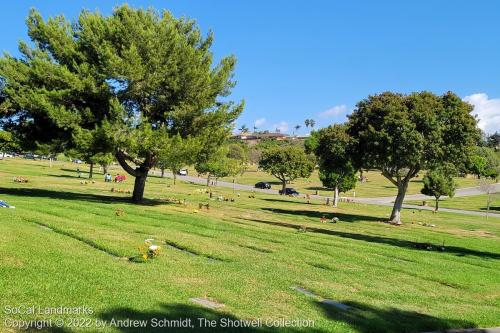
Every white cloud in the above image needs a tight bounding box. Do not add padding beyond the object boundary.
[319,104,348,118]
[463,93,500,134]
[272,121,289,133]
[254,118,266,127]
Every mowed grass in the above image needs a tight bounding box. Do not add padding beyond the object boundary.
[407,193,500,213]
[209,165,479,198]
[0,158,499,333]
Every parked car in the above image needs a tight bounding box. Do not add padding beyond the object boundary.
[178,169,188,176]
[0,152,13,158]
[72,159,84,164]
[279,188,300,196]
[255,182,271,189]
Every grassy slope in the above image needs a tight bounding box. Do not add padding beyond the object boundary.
[0,159,499,333]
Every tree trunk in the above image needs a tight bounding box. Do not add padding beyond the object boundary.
[281,181,287,194]
[173,172,177,185]
[207,174,211,186]
[435,197,439,212]
[333,186,339,207]
[161,167,165,178]
[132,171,148,203]
[389,181,409,224]
[89,163,94,179]
[103,164,109,176]
[115,150,155,204]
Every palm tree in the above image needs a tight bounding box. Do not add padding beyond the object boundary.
[294,125,301,136]
[253,125,258,133]
[238,125,249,133]
[309,119,315,129]
[304,119,310,128]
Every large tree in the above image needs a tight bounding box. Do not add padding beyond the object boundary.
[314,124,357,207]
[0,6,242,202]
[347,91,479,224]
[259,146,314,193]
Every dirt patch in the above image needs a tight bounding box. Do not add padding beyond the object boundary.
[189,297,224,309]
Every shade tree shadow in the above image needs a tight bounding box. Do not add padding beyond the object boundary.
[0,187,164,206]
[240,217,500,260]
[316,300,477,333]
[99,303,327,333]
[304,186,328,191]
[480,206,500,212]
[47,174,82,179]
[261,198,323,206]
[261,207,382,223]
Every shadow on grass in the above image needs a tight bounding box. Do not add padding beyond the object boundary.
[480,206,500,212]
[0,187,164,206]
[261,198,323,206]
[47,174,81,179]
[99,303,327,333]
[304,186,328,191]
[316,300,476,333]
[261,207,381,222]
[240,217,500,259]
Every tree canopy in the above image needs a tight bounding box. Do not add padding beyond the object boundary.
[0,130,17,154]
[0,6,243,202]
[195,145,246,185]
[467,146,500,180]
[259,146,314,193]
[313,124,357,206]
[421,165,456,211]
[157,135,199,184]
[347,91,479,223]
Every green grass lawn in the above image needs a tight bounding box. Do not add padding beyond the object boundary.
[1,158,499,332]
[406,193,500,213]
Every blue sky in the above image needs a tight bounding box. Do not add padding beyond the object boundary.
[1,1,499,134]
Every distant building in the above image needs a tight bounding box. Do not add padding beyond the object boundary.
[232,132,289,145]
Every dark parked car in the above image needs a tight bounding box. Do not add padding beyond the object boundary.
[255,182,272,189]
[279,188,300,196]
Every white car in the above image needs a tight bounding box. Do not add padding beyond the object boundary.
[0,152,13,158]
[178,169,188,176]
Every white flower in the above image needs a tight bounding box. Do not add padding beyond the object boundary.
[149,245,160,252]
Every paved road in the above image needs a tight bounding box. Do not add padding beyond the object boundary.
[155,171,500,218]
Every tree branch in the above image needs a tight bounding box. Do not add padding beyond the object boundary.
[403,167,420,183]
[115,149,138,177]
[381,168,398,186]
